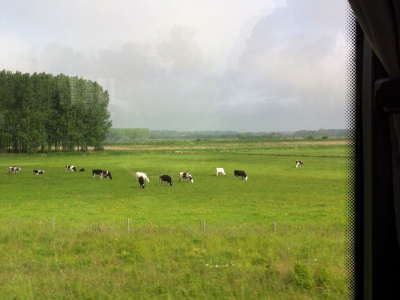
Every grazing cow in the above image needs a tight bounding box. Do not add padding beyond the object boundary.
[33,169,45,175]
[92,169,112,179]
[80,168,85,172]
[8,166,21,174]
[296,160,304,168]
[159,175,173,186]
[234,170,248,180]
[179,172,193,183]
[135,172,150,182]
[138,176,145,188]
[216,168,226,176]
[65,165,77,172]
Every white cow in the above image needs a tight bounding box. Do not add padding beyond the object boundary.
[135,172,150,182]
[216,168,226,176]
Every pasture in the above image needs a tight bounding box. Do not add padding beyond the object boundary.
[0,139,348,299]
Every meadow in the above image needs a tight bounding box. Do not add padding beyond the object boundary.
[0,139,349,299]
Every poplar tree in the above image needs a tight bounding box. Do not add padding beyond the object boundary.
[0,70,112,153]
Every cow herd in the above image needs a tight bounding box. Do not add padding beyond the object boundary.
[7,160,304,188]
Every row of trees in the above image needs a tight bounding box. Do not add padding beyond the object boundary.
[105,128,347,142]
[237,129,346,139]
[106,128,150,141]
[105,129,239,140]
[0,70,112,153]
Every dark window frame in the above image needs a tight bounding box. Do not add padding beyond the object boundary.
[353,22,400,299]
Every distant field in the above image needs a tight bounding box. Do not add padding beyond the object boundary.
[0,139,348,299]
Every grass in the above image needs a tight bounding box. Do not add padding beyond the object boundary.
[0,139,348,299]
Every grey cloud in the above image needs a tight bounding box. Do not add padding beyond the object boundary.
[217,2,346,131]
[10,1,346,132]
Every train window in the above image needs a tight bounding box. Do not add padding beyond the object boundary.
[1,0,354,298]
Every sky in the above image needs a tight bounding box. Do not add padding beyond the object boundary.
[0,0,347,132]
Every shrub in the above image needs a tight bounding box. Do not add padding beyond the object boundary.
[293,263,314,290]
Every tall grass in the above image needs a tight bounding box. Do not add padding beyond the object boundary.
[0,140,348,299]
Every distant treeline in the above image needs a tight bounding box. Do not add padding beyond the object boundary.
[107,128,150,141]
[106,129,238,140]
[106,128,346,141]
[237,129,347,139]
[0,70,112,153]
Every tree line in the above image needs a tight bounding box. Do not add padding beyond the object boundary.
[105,128,347,141]
[236,129,346,140]
[106,128,150,141]
[0,70,112,153]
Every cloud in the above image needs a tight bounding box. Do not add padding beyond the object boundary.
[214,1,346,131]
[0,0,346,131]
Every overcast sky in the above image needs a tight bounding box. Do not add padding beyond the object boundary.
[1,0,347,131]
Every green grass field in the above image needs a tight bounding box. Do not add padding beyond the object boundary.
[0,139,349,299]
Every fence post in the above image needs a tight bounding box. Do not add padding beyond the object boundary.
[273,221,276,233]
[127,218,130,232]
[52,216,55,228]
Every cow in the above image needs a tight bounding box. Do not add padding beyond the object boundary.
[216,168,226,176]
[8,166,21,174]
[135,172,150,182]
[234,170,248,180]
[65,165,77,172]
[179,172,193,183]
[159,174,173,186]
[296,160,304,168]
[33,169,45,175]
[138,176,145,188]
[92,169,112,179]
[80,168,85,172]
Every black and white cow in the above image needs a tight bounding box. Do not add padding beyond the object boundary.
[135,172,150,182]
[234,170,248,180]
[92,169,112,179]
[138,176,145,188]
[65,165,77,172]
[80,168,85,172]
[8,166,21,174]
[33,169,45,175]
[159,174,173,186]
[296,160,304,168]
[179,172,193,183]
